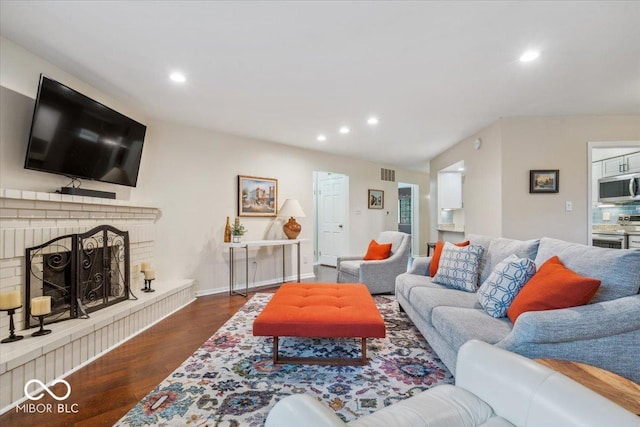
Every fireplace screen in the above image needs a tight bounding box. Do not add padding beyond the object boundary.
[25,225,130,328]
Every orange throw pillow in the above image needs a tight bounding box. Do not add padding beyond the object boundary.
[507,256,601,323]
[429,240,470,277]
[363,240,392,260]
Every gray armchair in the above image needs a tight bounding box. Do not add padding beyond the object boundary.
[337,231,411,294]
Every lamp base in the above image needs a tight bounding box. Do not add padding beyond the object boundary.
[283,217,301,239]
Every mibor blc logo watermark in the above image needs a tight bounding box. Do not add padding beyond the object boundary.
[16,379,79,414]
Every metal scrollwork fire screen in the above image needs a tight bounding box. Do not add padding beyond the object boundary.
[25,225,131,328]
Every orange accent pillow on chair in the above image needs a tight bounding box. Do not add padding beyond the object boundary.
[429,240,470,277]
[363,240,392,260]
[506,256,601,323]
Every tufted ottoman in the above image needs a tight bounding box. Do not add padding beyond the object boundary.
[253,283,386,365]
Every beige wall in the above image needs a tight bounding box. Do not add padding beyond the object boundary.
[430,121,503,240]
[0,38,430,294]
[501,116,640,243]
[432,115,640,244]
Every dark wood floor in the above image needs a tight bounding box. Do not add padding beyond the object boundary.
[0,288,277,427]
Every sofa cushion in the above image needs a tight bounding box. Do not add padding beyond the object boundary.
[478,255,537,318]
[363,239,392,260]
[433,243,484,292]
[431,306,513,353]
[429,240,470,277]
[409,286,480,327]
[535,237,640,303]
[395,274,443,301]
[481,237,540,284]
[507,256,601,323]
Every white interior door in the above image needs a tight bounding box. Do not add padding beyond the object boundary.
[316,172,348,267]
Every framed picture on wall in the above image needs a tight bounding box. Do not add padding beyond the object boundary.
[368,189,384,209]
[238,175,278,217]
[529,170,559,193]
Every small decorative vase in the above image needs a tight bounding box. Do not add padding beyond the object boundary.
[232,235,241,243]
[224,217,231,243]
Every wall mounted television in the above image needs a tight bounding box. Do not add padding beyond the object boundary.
[24,75,146,188]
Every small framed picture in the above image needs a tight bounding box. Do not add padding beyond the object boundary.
[238,175,278,217]
[530,170,559,193]
[368,189,384,209]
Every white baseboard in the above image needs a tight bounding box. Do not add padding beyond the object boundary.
[195,272,317,297]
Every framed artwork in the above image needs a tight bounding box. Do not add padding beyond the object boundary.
[368,189,384,209]
[238,175,278,217]
[530,170,559,193]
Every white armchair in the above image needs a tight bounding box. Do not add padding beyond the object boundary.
[336,231,411,294]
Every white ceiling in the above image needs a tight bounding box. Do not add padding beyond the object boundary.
[1,1,639,172]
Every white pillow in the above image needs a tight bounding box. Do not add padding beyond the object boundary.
[477,254,536,317]
[432,242,484,292]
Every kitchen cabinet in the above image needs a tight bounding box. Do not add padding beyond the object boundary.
[438,172,462,209]
[592,161,602,206]
[601,151,640,177]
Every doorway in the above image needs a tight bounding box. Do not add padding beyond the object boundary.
[398,182,420,256]
[314,171,349,266]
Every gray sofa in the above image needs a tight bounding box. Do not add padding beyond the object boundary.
[395,234,640,383]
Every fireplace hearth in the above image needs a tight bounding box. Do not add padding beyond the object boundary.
[25,225,131,328]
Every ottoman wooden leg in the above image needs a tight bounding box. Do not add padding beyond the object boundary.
[273,336,279,364]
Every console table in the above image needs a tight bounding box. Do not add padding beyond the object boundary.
[222,239,306,297]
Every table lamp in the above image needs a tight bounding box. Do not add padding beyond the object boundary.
[278,199,306,239]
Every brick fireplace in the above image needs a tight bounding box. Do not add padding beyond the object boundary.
[0,188,195,413]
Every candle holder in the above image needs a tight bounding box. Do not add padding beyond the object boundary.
[1,306,24,344]
[31,314,52,337]
[142,278,155,293]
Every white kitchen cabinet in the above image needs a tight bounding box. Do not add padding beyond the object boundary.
[601,151,640,177]
[592,161,602,206]
[438,172,462,209]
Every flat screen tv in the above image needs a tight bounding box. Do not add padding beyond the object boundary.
[24,75,146,187]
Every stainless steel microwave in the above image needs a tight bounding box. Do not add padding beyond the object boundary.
[598,173,640,203]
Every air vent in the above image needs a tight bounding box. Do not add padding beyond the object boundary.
[380,168,396,182]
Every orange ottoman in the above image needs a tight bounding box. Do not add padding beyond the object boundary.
[253,283,386,365]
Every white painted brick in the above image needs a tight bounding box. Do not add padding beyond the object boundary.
[23,228,34,250]
[0,188,5,198]
[5,189,21,199]
[36,201,60,210]
[80,336,88,363]
[49,193,62,202]
[20,209,46,218]
[36,192,50,201]
[3,229,15,258]
[82,196,95,204]
[102,205,117,212]
[69,211,90,219]
[90,212,107,219]
[46,210,69,219]
[23,191,37,200]
[14,228,25,256]
[0,371,11,408]
[45,352,56,383]
[61,202,83,211]
[60,194,73,203]
[3,199,35,209]
[63,343,73,372]
[0,208,18,218]
[0,219,31,228]
[56,220,79,228]
[107,212,122,219]
[41,228,51,245]
[0,258,21,268]
[35,355,46,382]
[11,365,24,406]
[0,267,14,279]
[54,347,64,377]
[71,196,83,203]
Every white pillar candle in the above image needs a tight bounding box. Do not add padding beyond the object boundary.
[144,269,155,280]
[31,296,52,316]
[0,290,21,310]
[140,262,151,272]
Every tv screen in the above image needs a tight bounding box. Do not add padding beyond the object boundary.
[24,75,146,187]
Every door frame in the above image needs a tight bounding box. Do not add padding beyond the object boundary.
[398,182,420,256]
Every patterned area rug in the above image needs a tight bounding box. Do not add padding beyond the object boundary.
[115,293,453,426]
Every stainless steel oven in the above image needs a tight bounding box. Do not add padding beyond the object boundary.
[591,232,628,249]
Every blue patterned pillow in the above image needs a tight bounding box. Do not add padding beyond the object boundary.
[432,242,484,292]
[477,254,536,317]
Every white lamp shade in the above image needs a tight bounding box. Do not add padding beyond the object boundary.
[278,199,306,218]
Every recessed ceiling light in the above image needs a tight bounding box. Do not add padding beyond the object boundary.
[169,71,186,83]
[317,134,327,142]
[367,117,379,125]
[339,126,350,134]
[519,50,540,63]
